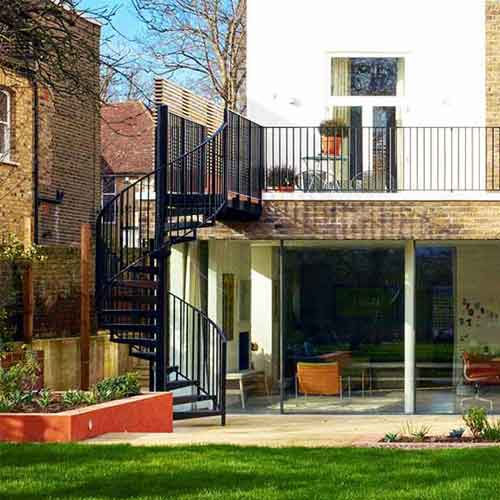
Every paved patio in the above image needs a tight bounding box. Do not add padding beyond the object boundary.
[87,414,465,447]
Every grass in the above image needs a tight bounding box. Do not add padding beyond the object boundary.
[2,445,500,499]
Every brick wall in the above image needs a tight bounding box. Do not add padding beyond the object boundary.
[38,17,101,246]
[1,245,95,340]
[487,0,500,126]
[0,16,100,247]
[32,246,93,339]
[199,201,500,241]
[0,69,33,239]
[486,1,500,187]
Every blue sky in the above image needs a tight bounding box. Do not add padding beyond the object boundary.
[80,0,141,40]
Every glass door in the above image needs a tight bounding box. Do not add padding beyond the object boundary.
[415,248,456,414]
[373,107,397,191]
[282,246,405,414]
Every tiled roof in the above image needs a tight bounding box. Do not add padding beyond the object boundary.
[101,101,154,175]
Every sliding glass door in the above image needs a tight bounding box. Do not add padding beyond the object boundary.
[415,248,455,413]
[282,246,405,414]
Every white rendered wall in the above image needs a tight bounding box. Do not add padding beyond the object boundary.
[208,241,252,372]
[247,0,486,128]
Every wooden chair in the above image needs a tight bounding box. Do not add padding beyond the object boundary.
[296,362,342,398]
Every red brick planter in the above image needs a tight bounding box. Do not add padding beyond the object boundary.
[0,392,173,443]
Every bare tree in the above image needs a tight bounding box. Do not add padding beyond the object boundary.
[0,1,154,198]
[0,0,153,104]
[132,0,247,111]
[100,40,152,104]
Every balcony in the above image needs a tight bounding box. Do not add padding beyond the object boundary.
[262,126,500,199]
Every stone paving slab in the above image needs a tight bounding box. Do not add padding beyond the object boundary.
[86,414,472,448]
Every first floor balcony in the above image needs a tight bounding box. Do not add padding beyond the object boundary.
[260,126,500,198]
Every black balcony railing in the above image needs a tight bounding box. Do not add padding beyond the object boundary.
[263,126,500,192]
[225,110,265,204]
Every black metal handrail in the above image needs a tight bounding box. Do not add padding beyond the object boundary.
[96,121,228,289]
[168,292,227,417]
[263,126,500,192]
[225,109,265,205]
[95,106,237,422]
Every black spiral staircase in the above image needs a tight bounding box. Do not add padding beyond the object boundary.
[96,106,263,424]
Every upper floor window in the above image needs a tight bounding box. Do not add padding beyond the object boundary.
[331,57,405,97]
[0,89,11,162]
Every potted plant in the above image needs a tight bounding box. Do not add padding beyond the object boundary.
[266,166,296,192]
[318,118,347,156]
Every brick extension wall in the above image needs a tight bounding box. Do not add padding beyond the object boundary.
[487,0,500,127]
[199,201,500,241]
[38,18,101,246]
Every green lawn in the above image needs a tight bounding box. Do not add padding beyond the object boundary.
[2,444,500,499]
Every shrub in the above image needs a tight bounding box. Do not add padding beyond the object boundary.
[62,390,87,409]
[401,422,431,442]
[9,389,33,408]
[82,391,97,406]
[383,432,399,443]
[449,428,465,439]
[266,166,296,188]
[463,407,488,438]
[36,389,53,411]
[0,350,40,400]
[94,373,140,402]
[0,308,15,354]
[481,420,500,442]
[0,397,15,413]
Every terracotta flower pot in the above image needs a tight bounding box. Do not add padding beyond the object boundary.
[321,136,342,156]
[277,186,294,192]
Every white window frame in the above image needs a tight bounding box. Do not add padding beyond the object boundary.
[0,89,11,162]
[326,53,408,174]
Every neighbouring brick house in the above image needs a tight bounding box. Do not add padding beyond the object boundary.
[101,100,155,211]
[0,6,129,389]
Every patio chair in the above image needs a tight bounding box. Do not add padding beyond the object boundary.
[350,171,396,192]
[460,352,500,410]
[296,362,342,398]
[295,171,339,192]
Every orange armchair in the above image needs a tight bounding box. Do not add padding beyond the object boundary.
[461,352,500,410]
[296,362,342,397]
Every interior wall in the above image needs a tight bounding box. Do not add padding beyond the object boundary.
[208,241,252,371]
[455,244,500,366]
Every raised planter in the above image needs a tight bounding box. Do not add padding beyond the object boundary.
[0,392,173,443]
[0,350,44,390]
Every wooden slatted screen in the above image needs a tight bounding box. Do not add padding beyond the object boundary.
[154,78,224,133]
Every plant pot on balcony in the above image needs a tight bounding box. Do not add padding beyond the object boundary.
[0,350,44,390]
[277,185,294,192]
[321,135,342,156]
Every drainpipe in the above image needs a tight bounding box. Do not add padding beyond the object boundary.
[32,79,40,244]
